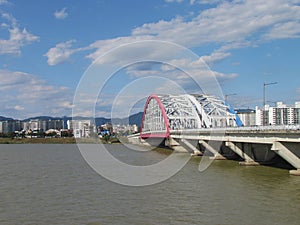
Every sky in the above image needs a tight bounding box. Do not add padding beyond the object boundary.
[1,0,300,119]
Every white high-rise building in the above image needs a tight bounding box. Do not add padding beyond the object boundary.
[67,119,95,138]
[22,119,63,132]
[0,120,22,133]
[256,102,300,126]
[235,109,256,126]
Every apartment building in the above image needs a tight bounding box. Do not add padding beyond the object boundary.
[67,119,96,138]
[256,102,300,126]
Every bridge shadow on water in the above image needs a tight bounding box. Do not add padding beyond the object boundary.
[219,142,294,170]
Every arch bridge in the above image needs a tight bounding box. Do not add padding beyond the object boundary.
[140,94,242,139]
[131,94,300,176]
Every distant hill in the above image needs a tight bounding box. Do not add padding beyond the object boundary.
[0,116,13,121]
[22,116,63,122]
[95,117,111,126]
[96,112,143,127]
[0,112,143,127]
[129,112,143,126]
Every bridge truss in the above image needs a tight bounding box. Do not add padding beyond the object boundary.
[141,94,240,138]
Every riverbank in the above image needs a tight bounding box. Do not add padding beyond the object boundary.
[0,137,121,144]
[0,137,76,144]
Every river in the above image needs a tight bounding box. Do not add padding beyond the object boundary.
[0,144,299,225]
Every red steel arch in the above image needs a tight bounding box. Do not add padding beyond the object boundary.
[140,94,170,139]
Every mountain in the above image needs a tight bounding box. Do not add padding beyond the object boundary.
[0,112,143,127]
[129,112,143,126]
[0,116,14,121]
[108,112,144,127]
[95,117,111,126]
[22,116,63,122]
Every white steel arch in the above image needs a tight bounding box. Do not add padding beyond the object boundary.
[159,94,201,130]
[192,94,237,128]
[141,94,239,137]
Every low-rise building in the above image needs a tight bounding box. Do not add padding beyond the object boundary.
[112,124,139,135]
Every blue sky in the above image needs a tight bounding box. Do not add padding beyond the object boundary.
[1,0,300,119]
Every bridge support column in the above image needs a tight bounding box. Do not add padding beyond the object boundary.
[199,140,226,160]
[225,141,259,166]
[165,137,189,153]
[289,169,300,176]
[139,138,151,146]
[181,139,202,156]
[271,141,300,175]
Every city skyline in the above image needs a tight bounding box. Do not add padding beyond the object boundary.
[1,0,300,119]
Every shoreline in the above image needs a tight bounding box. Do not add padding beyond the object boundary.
[0,137,121,144]
[0,137,77,144]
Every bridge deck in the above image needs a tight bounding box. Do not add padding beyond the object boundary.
[130,126,300,175]
[170,129,300,143]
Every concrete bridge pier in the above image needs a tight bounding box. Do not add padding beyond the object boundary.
[181,139,202,156]
[225,141,259,166]
[139,138,151,146]
[199,140,226,160]
[271,141,300,175]
[165,137,189,153]
[290,169,300,176]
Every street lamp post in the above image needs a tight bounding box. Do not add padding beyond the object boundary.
[263,82,277,125]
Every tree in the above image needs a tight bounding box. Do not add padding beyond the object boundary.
[102,133,110,143]
[7,132,15,139]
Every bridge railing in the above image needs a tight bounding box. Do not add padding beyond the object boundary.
[169,124,300,134]
[138,125,300,137]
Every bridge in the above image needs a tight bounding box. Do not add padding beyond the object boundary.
[128,94,300,175]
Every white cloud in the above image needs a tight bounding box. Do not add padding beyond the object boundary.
[196,0,224,4]
[123,57,235,95]
[48,0,300,67]
[164,0,223,4]
[1,13,17,26]
[0,69,73,118]
[0,13,39,55]
[132,0,300,47]
[59,101,74,109]
[54,7,68,20]
[164,0,184,3]
[264,21,300,40]
[44,0,300,114]
[0,0,9,5]
[44,40,82,65]
[1,22,9,28]
[40,0,300,117]
[86,35,156,62]
[199,40,251,65]
[102,0,300,80]
[200,51,231,66]
[14,105,24,111]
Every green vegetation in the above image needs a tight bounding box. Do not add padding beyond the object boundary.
[0,137,77,144]
[99,134,121,144]
[0,136,121,144]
